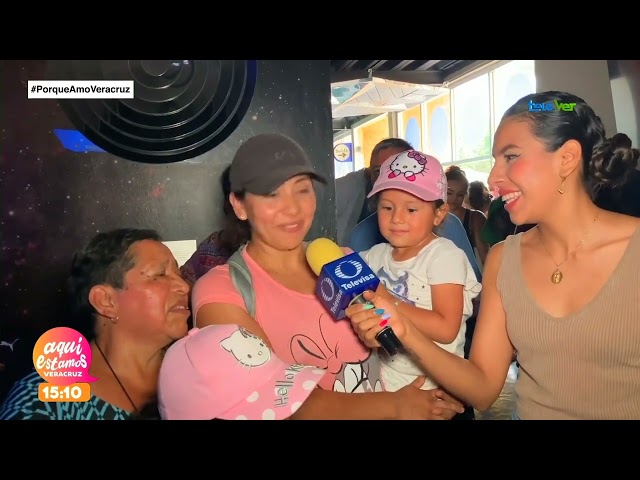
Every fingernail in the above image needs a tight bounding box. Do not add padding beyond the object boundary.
[379,319,388,327]
[374,309,385,315]
[362,304,375,310]
[381,313,391,320]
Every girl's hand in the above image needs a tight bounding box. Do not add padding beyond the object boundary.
[344,290,412,348]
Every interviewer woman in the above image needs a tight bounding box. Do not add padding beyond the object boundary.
[347,92,640,420]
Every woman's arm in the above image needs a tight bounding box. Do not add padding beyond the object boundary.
[196,302,464,420]
[348,243,514,411]
[197,303,273,349]
[291,376,461,420]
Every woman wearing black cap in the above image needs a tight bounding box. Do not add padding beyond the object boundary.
[186,133,464,420]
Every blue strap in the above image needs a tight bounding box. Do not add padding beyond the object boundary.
[228,247,256,318]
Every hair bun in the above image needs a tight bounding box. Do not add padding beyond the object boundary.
[445,165,466,175]
[590,133,639,188]
[610,132,633,150]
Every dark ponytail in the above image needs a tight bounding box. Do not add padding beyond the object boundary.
[592,134,640,216]
[221,190,251,250]
[216,166,251,252]
[590,133,639,190]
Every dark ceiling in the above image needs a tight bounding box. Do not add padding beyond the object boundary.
[329,60,484,85]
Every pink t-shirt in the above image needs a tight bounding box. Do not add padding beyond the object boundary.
[192,248,382,393]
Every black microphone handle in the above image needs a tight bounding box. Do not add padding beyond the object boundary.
[349,293,404,356]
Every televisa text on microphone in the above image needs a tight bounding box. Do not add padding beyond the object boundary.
[305,238,379,319]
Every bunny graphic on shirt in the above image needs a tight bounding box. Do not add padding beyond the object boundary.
[334,362,384,394]
[289,313,382,392]
[220,327,271,367]
[376,267,417,307]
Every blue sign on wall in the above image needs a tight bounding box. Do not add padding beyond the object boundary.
[334,142,353,162]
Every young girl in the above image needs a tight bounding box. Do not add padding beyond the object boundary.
[359,150,482,393]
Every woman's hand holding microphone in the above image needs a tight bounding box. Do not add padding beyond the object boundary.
[345,289,416,349]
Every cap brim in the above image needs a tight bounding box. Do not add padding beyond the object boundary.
[217,364,328,420]
[245,165,327,195]
[367,180,442,202]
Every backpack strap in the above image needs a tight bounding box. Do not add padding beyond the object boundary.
[228,246,256,318]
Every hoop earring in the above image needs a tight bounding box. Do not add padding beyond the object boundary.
[238,214,247,221]
[558,176,567,194]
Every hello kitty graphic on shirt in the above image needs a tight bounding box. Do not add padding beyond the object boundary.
[387,150,429,182]
[220,327,271,367]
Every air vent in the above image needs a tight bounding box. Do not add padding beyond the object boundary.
[47,60,257,164]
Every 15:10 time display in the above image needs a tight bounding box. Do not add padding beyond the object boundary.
[38,382,91,402]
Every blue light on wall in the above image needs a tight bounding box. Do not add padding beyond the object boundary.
[53,129,106,153]
[405,117,421,151]
[429,107,449,160]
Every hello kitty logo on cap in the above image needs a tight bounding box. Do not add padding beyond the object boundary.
[157,324,327,420]
[368,149,447,202]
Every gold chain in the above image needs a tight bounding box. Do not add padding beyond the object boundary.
[537,214,599,284]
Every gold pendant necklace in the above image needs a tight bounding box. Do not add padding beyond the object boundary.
[537,214,599,285]
[551,269,563,284]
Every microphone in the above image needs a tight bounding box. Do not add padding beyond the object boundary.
[306,238,404,356]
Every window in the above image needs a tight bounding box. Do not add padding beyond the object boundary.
[448,61,536,186]
[492,60,536,130]
[333,61,537,187]
[452,74,492,164]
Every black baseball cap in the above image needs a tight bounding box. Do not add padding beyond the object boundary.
[229,133,327,195]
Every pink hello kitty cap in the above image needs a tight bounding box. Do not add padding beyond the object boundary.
[368,150,447,202]
[158,324,328,420]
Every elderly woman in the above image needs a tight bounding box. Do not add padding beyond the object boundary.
[0,228,190,420]
[185,133,464,420]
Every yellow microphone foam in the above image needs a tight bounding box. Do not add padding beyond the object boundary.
[306,238,345,276]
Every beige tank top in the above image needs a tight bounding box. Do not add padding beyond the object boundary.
[498,228,640,419]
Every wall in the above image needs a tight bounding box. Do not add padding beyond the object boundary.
[354,114,391,167]
[0,59,334,396]
[535,60,618,135]
[607,60,640,147]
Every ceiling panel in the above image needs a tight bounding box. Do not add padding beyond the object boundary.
[329,59,488,125]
